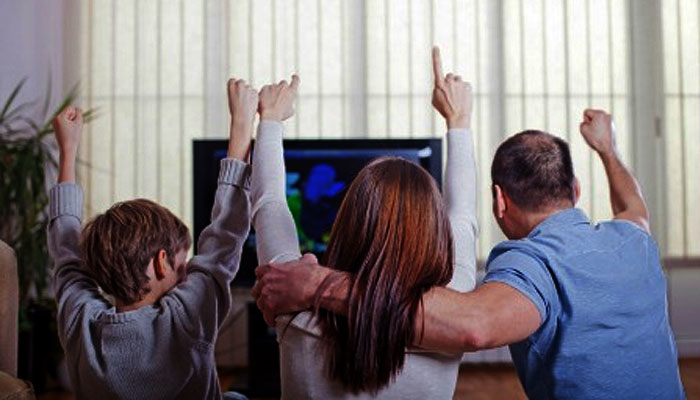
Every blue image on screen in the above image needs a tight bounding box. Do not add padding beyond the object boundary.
[233,146,431,254]
[192,138,441,286]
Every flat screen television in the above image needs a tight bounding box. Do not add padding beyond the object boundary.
[193,138,443,286]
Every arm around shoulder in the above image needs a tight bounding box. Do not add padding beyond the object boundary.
[416,282,541,353]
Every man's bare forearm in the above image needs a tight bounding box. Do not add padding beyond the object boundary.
[580,109,649,231]
[313,272,530,352]
[315,268,350,314]
[415,286,481,352]
[312,270,474,351]
[416,282,542,353]
[598,149,650,231]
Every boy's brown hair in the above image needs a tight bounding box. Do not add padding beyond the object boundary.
[79,199,191,304]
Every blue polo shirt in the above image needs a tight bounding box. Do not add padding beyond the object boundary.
[483,208,685,399]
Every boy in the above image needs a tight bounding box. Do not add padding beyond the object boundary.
[48,79,257,399]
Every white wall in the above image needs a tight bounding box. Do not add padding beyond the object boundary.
[667,264,700,357]
[0,0,79,119]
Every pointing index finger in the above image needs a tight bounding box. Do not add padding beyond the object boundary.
[432,46,444,85]
[290,74,300,91]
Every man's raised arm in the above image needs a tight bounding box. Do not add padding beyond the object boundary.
[579,109,650,232]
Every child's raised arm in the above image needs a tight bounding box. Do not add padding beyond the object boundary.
[53,107,83,183]
[166,79,256,341]
[226,78,258,161]
[48,107,106,343]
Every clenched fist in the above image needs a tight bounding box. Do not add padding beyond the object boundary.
[579,109,617,155]
[52,106,83,158]
[227,78,258,160]
[227,78,259,128]
[258,75,300,122]
[431,47,472,130]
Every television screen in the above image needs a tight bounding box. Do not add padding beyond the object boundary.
[193,138,442,286]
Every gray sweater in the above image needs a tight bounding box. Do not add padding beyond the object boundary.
[251,121,478,399]
[47,159,251,400]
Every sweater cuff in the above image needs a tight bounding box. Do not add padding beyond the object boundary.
[218,158,251,189]
[49,183,84,222]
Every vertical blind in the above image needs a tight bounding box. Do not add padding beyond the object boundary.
[77,0,697,259]
[662,0,700,257]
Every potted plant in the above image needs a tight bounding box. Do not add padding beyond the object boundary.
[0,78,95,392]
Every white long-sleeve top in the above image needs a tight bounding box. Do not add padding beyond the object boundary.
[251,120,478,399]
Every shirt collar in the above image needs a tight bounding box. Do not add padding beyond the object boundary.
[527,207,589,238]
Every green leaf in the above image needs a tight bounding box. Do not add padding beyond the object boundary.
[40,71,53,121]
[1,100,35,124]
[38,85,81,139]
[1,77,98,305]
[0,78,27,120]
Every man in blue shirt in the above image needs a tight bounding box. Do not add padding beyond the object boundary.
[252,48,685,399]
[477,112,683,398]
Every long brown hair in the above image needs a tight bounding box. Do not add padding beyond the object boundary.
[316,156,454,394]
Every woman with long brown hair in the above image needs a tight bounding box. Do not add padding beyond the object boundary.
[250,47,477,399]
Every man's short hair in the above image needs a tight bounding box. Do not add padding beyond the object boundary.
[80,199,191,304]
[491,130,576,212]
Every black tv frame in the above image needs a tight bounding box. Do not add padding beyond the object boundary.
[193,138,443,287]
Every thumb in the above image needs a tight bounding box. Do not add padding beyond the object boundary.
[301,252,317,264]
[75,108,84,125]
[255,264,271,279]
[65,106,76,121]
[251,280,262,299]
[263,310,276,327]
